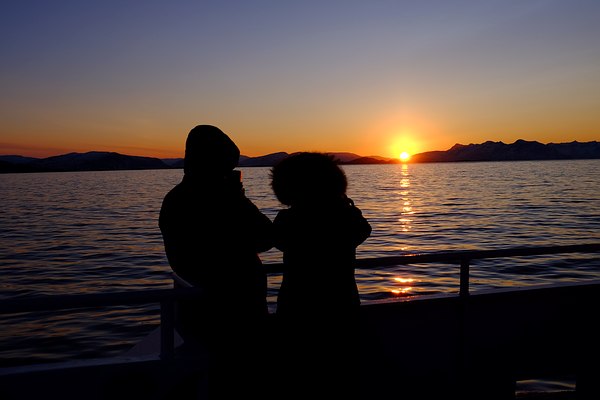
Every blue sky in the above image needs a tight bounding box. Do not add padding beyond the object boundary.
[2,0,599,158]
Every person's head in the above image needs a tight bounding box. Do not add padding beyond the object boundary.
[183,125,240,177]
[270,152,347,207]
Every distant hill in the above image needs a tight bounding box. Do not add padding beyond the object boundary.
[0,159,39,173]
[1,140,598,173]
[410,140,600,163]
[239,152,289,167]
[237,151,365,166]
[0,152,169,173]
[160,158,183,167]
[327,152,364,163]
[346,156,398,165]
[0,155,38,164]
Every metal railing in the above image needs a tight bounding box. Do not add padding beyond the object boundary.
[1,243,599,360]
[266,243,600,295]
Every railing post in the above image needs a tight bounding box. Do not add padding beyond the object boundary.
[160,298,175,359]
[459,258,470,297]
[458,257,471,395]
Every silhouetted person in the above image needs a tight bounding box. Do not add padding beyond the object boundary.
[270,152,371,399]
[159,125,273,399]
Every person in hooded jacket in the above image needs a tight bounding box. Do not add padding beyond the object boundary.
[159,124,273,399]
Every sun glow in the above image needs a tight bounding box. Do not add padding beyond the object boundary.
[389,132,420,161]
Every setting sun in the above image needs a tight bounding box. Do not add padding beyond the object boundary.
[389,134,421,161]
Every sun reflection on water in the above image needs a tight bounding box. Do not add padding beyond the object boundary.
[390,276,416,296]
[398,163,413,233]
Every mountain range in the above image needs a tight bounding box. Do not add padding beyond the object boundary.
[410,139,600,163]
[1,140,598,174]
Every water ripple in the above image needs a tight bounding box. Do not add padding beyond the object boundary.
[1,161,599,364]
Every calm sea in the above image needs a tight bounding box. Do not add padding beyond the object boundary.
[1,160,600,367]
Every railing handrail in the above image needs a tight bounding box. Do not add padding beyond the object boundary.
[265,242,600,272]
[2,243,599,315]
[1,242,599,360]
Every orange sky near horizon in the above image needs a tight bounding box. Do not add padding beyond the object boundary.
[1,1,599,160]
[3,116,598,160]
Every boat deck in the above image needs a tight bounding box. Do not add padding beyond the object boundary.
[1,281,598,400]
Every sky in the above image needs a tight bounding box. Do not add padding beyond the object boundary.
[1,0,599,159]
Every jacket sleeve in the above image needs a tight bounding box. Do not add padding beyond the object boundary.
[272,209,291,253]
[241,196,274,253]
[349,204,372,248]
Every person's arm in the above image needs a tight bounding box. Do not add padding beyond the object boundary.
[347,200,372,247]
[241,197,274,253]
[272,209,291,252]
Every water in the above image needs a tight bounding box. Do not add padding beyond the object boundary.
[1,160,600,367]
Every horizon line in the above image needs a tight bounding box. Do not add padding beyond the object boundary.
[1,138,598,161]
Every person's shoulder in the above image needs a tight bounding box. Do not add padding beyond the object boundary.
[162,182,181,199]
[161,181,191,208]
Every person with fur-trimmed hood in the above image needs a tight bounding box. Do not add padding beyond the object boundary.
[270,151,371,399]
